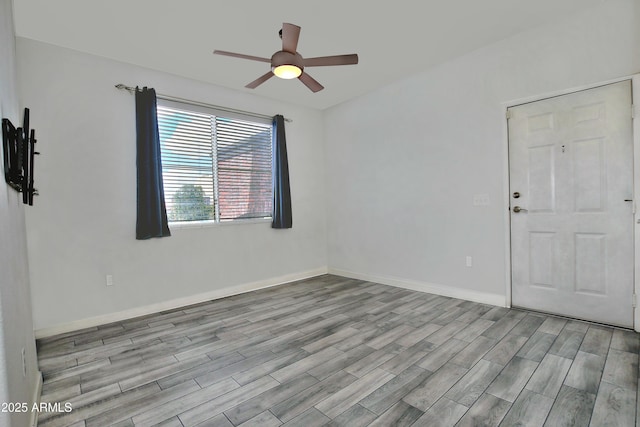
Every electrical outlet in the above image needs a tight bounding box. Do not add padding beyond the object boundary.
[466,256,473,267]
[106,274,113,286]
[21,348,26,377]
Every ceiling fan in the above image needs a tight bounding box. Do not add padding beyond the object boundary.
[213,23,358,93]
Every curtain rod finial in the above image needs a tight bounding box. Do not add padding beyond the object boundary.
[115,84,136,93]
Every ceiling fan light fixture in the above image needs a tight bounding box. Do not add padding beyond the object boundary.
[273,64,302,79]
[214,23,358,92]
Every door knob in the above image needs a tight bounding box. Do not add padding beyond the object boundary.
[513,206,528,213]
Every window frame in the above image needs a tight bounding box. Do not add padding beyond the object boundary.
[156,99,274,227]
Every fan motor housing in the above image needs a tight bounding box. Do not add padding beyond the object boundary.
[271,51,304,72]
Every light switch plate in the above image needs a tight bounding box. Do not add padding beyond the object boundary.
[473,194,490,206]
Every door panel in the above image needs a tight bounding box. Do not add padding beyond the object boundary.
[509,81,634,327]
[528,144,555,213]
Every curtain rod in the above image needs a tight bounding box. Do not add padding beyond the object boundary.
[114,84,291,122]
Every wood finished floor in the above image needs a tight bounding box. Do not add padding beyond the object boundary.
[36,275,640,427]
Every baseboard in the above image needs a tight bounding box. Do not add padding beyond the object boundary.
[29,371,43,427]
[35,267,328,338]
[328,268,507,307]
[35,267,506,338]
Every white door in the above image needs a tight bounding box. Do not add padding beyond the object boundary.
[509,80,634,327]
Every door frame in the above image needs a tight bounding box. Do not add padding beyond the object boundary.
[501,74,640,331]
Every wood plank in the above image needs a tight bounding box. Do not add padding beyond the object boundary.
[379,345,428,375]
[548,329,586,360]
[38,383,161,427]
[343,343,402,377]
[231,349,307,386]
[455,393,511,427]
[563,351,605,394]
[525,353,573,398]
[445,359,503,407]
[44,386,128,425]
[270,370,358,423]
[301,327,360,353]
[537,317,567,335]
[481,311,526,340]
[424,321,468,345]
[271,346,343,383]
[84,381,200,427]
[119,354,210,391]
[500,389,554,427]
[131,378,241,426]
[564,320,590,334]
[544,385,596,427]
[456,304,494,324]
[486,356,538,402]
[395,323,442,347]
[610,329,640,353]
[417,338,468,371]
[40,384,81,406]
[602,349,639,391]
[482,334,528,366]
[589,381,636,427]
[307,344,374,381]
[314,368,395,419]
[177,376,279,426]
[324,404,377,427]
[359,365,430,415]
[402,363,468,411]
[450,335,497,369]
[223,373,318,425]
[157,351,245,390]
[481,307,510,321]
[453,319,495,343]
[237,411,282,427]
[413,398,467,425]
[332,327,384,352]
[366,324,417,349]
[510,314,546,338]
[517,331,557,362]
[280,408,329,427]
[367,401,423,427]
[579,327,613,357]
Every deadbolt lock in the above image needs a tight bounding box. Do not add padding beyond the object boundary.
[513,192,520,199]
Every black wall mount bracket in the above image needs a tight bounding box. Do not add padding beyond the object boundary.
[2,108,39,205]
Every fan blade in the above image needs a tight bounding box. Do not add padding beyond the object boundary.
[281,23,301,54]
[245,72,274,89]
[214,50,271,63]
[304,54,359,67]
[298,72,324,93]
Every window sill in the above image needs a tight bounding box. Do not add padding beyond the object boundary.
[168,218,272,230]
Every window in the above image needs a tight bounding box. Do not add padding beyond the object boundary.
[157,101,273,223]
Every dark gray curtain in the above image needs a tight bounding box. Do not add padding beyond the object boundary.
[135,87,171,239]
[272,115,292,229]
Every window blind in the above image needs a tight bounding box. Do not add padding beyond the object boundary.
[216,117,273,220]
[157,104,272,223]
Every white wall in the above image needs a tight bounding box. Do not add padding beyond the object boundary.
[18,39,327,333]
[0,0,40,425]
[325,0,640,302]
[17,0,639,336]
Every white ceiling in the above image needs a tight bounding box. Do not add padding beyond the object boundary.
[13,0,604,110]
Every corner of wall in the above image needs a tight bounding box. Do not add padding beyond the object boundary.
[0,0,40,426]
